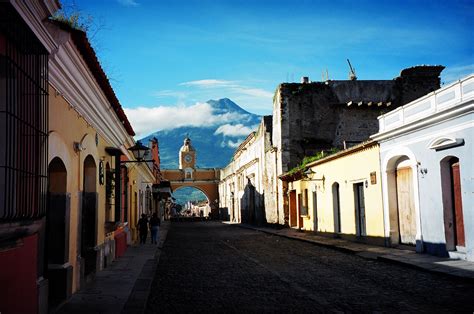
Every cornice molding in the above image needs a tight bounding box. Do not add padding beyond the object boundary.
[11,0,59,54]
[371,100,474,142]
[49,33,133,148]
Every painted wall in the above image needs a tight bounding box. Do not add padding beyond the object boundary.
[375,76,474,260]
[379,111,473,259]
[287,143,385,241]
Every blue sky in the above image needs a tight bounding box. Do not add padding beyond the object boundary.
[65,0,473,138]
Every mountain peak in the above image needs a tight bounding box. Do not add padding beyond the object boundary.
[206,98,251,115]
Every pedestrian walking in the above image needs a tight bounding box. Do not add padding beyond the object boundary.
[149,213,161,245]
[137,214,149,244]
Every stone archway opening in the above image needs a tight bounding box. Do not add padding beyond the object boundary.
[82,155,97,279]
[46,157,72,308]
[173,186,210,218]
[385,155,417,247]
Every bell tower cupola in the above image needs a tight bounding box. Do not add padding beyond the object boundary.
[179,136,196,175]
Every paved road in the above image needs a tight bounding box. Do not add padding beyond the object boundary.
[146,222,474,313]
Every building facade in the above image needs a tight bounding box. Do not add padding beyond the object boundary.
[280,141,385,245]
[219,116,277,224]
[0,1,58,313]
[219,66,444,227]
[372,75,474,260]
[0,2,159,313]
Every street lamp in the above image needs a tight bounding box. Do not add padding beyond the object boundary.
[121,141,154,163]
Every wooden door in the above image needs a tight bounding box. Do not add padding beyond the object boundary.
[396,167,417,245]
[354,183,366,236]
[289,191,297,227]
[451,162,465,246]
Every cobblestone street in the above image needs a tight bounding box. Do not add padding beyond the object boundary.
[146,222,474,313]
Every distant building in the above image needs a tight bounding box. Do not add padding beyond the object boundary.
[372,75,474,261]
[162,137,220,217]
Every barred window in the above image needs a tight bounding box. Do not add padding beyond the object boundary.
[0,5,48,221]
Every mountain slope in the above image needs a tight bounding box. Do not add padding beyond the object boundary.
[140,98,261,169]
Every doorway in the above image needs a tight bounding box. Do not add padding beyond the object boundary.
[332,183,341,233]
[396,162,417,245]
[289,190,297,227]
[82,155,97,278]
[312,191,318,231]
[354,183,366,237]
[441,157,465,251]
[46,157,71,308]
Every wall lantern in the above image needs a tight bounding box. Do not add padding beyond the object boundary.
[303,168,325,186]
[128,141,149,161]
[121,141,154,164]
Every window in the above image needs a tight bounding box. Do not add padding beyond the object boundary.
[300,189,309,216]
[0,10,48,220]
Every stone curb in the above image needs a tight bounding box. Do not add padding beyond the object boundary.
[121,222,171,314]
[235,224,474,282]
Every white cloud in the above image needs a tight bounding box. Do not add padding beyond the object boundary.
[442,64,474,84]
[230,87,274,98]
[214,124,257,137]
[226,140,241,148]
[180,79,235,88]
[117,0,138,6]
[177,78,274,113]
[124,102,250,139]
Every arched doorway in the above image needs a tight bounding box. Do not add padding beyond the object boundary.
[82,155,97,278]
[332,182,341,233]
[46,157,71,308]
[385,155,418,246]
[441,156,465,252]
[173,186,210,218]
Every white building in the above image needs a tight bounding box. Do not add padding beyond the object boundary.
[372,75,474,261]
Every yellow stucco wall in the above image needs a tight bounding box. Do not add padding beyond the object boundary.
[290,144,384,238]
[48,85,119,292]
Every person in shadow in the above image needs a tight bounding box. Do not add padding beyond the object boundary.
[149,213,161,245]
[137,214,149,244]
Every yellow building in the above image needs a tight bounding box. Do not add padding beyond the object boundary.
[281,141,386,245]
[45,20,156,306]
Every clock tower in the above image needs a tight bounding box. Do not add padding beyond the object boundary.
[179,136,196,170]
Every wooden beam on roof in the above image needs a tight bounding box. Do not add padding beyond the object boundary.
[377,102,383,107]
[386,102,392,106]
[358,101,363,106]
[367,101,373,106]
[347,101,353,106]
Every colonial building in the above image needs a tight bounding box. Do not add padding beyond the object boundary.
[0,1,59,313]
[219,116,276,224]
[371,75,473,260]
[279,141,385,246]
[0,2,160,313]
[219,66,445,227]
[271,66,444,226]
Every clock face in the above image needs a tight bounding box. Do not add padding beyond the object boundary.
[184,154,192,163]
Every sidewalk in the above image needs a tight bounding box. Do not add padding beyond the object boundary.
[55,221,170,314]
[235,223,474,281]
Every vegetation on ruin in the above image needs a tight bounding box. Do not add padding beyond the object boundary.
[285,147,339,179]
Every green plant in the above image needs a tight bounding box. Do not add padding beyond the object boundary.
[286,148,340,176]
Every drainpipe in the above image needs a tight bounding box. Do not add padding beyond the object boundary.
[114,154,121,222]
[275,148,279,225]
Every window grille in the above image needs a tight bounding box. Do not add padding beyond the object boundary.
[0,5,48,221]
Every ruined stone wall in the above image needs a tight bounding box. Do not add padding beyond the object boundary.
[333,106,389,147]
[274,65,444,171]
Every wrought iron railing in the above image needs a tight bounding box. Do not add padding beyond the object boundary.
[0,5,49,221]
